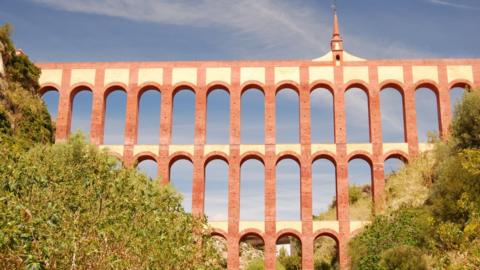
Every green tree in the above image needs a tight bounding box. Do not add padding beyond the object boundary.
[0,135,223,269]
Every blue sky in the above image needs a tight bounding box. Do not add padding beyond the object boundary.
[15,0,478,221]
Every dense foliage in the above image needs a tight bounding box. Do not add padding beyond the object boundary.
[0,135,223,269]
[349,90,480,270]
[0,24,53,148]
[0,23,223,269]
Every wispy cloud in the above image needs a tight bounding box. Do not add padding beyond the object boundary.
[31,0,429,59]
[428,0,480,10]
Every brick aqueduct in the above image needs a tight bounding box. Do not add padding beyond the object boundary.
[37,12,480,270]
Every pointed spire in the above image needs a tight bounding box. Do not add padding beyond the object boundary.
[332,7,340,39]
[330,3,343,53]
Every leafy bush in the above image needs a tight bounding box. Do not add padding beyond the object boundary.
[450,90,480,149]
[349,207,433,270]
[0,135,223,269]
[379,245,428,270]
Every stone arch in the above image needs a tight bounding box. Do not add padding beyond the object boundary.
[239,229,265,241]
[415,83,440,142]
[383,150,409,163]
[169,155,194,212]
[309,81,336,96]
[240,152,265,166]
[171,83,197,95]
[205,157,229,220]
[137,83,163,96]
[240,82,266,95]
[239,232,266,269]
[380,83,406,142]
[276,84,300,143]
[39,83,61,96]
[172,86,196,144]
[168,152,194,166]
[212,228,228,239]
[276,151,302,166]
[241,85,265,144]
[276,229,303,241]
[311,83,335,143]
[40,85,60,120]
[313,229,340,242]
[103,83,128,98]
[312,156,338,220]
[240,157,265,221]
[347,154,374,220]
[345,83,370,143]
[275,81,300,95]
[276,230,303,268]
[137,86,162,144]
[103,85,127,144]
[206,85,230,144]
[206,82,230,95]
[135,153,159,180]
[313,230,340,269]
[276,157,301,221]
[69,85,94,136]
[311,151,337,165]
[449,80,472,91]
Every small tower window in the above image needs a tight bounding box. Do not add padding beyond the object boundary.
[336,54,341,61]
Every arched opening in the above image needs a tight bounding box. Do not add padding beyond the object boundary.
[276,158,300,221]
[212,234,228,268]
[415,87,439,142]
[241,88,265,144]
[311,88,334,143]
[207,89,230,144]
[138,89,161,144]
[384,157,405,181]
[240,234,265,270]
[172,89,196,144]
[169,158,193,212]
[240,158,265,221]
[41,88,59,121]
[312,158,337,221]
[205,158,229,221]
[276,234,302,269]
[71,88,93,137]
[276,88,299,143]
[450,86,466,117]
[136,158,158,180]
[380,87,405,142]
[314,235,339,269]
[345,87,370,143]
[348,158,373,220]
[104,89,127,144]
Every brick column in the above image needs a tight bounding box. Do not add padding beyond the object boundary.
[90,68,106,146]
[474,64,480,88]
[403,65,419,155]
[368,66,385,213]
[264,66,277,269]
[192,68,206,216]
[123,67,139,168]
[437,64,451,137]
[334,66,349,270]
[299,67,313,269]
[227,67,241,270]
[158,68,173,185]
[55,68,72,141]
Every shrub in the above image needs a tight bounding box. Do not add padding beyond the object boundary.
[379,245,428,270]
[0,135,223,269]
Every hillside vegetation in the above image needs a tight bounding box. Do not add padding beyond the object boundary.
[350,89,480,269]
[0,24,223,270]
